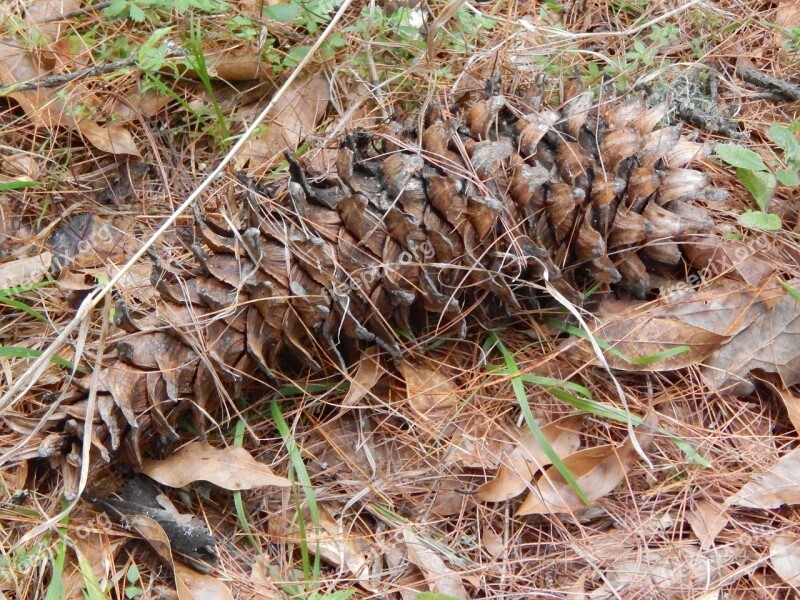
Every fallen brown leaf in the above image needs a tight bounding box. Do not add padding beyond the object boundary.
[141,442,291,490]
[727,447,800,509]
[0,40,141,156]
[77,120,141,157]
[702,280,800,394]
[517,412,657,515]
[755,375,800,433]
[476,413,584,503]
[564,296,727,371]
[343,345,383,406]
[127,515,232,600]
[770,534,800,588]
[175,562,235,600]
[399,360,459,417]
[686,499,729,551]
[403,529,468,599]
[239,72,330,173]
[26,0,82,41]
[683,235,777,287]
[0,252,52,290]
[270,504,370,583]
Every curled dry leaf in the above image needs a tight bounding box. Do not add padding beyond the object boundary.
[141,442,291,490]
[343,345,383,406]
[76,120,141,157]
[205,49,275,81]
[755,375,800,434]
[727,447,800,509]
[239,72,330,173]
[127,515,232,600]
[476,413,584,503]
[770,534,800,588]
[403,529,468,600]
[517,412,657,515]
[60,519,123,600]
[174,562,235,600]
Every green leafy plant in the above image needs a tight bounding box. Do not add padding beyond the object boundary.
[124,564,144,599]
[105,0,226,23]
[715,123,800,231]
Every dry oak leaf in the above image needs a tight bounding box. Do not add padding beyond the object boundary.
[686,499,729,551]
[727,447,800,509]
[770,534,800,588]
[517,412,657,515]
[564,296,728,372]
[701,280,800,395]
[141,442,290,490]
[239,72,330,173]
[682,235,777,288]
[476,413,584,503]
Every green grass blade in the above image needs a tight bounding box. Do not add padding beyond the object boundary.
[271,398,321,590]
[0,346,84,372]
[0,280,54,298]
[0,297,49,323]
[232,419,262,552]
[487,332,590,506]
[549,319,690,366]
[0,180,41,192]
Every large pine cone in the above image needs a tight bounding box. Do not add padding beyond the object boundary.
[50,81,723,465]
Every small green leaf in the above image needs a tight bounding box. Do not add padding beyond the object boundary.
[125,587,144,599]
[716,143,769,171]
[283,45,310,68]
[327,32,346,48]
[737,210,782,231]
[126,564,139,584]
[128,3,146,22]
[264,3,301,22]
[736,168,776,210]
[768,123,800,158]
[776,168,800,186]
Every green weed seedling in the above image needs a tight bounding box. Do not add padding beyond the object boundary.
[716,122,800,231]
